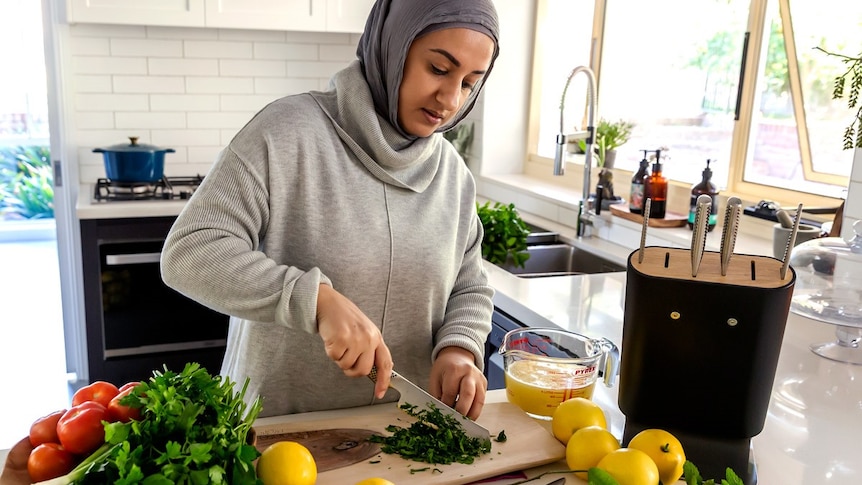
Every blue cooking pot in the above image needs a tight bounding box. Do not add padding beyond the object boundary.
[94,137,175,182]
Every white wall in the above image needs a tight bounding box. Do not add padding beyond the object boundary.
[65,24,361,182]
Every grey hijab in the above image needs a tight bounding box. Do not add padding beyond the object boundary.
[357,0,500,139]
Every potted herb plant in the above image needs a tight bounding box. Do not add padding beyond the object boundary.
[476,201,530,268]
[578,118,635,169]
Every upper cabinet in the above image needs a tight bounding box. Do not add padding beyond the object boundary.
[67,0,206,27]
[326,0,375,33]
[67,0,374,33]
[204,0,326,31]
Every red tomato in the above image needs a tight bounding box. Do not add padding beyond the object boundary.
[107,382,142,423]
[72,381,119,408]
[29,409,66,447]
[57,401,108,455]
[28,442,76,482]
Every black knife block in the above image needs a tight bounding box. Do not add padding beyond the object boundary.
[619,247,795,485]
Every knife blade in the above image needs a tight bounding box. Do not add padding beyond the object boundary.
[690,194,712,277]
[719,196,742,276]
[368,368,492,447]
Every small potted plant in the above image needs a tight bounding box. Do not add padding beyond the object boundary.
[578,118,635,169]
[476,201,530,268]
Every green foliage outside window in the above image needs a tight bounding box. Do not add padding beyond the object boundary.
[0,145,54,220]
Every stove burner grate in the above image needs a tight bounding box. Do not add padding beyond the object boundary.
[94,175,204,201]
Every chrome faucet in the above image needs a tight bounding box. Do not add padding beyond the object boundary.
[553,65,597,237]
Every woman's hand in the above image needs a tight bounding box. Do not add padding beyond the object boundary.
[430,346,487,420]
[316,284,392,398]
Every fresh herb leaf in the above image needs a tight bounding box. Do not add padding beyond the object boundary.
[723,467,745,485]
[369,402,492,465]
[495,430,507,442]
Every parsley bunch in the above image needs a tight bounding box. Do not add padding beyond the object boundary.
[369,403,492,465]
[61,363,263,485]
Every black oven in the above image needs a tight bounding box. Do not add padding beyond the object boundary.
[80,216,229,384]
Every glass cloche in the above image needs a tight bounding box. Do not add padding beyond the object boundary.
[789,220,862,364]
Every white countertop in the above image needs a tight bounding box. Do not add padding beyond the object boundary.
[76,184,186,219]
[484,262,862,484]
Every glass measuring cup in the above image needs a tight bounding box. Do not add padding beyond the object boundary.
[499,327,620,419]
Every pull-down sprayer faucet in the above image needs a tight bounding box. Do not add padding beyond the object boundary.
[553,66,598,237]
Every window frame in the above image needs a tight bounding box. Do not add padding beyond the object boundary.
[526,0,849,210]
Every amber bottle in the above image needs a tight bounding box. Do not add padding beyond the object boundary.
[688,159,719,231]
[644,151,667,218]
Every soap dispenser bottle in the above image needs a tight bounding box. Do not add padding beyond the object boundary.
[644,149,667,218]
[629,150,650,214]
[688,159,719,231]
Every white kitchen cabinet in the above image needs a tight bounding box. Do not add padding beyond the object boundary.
[204,0,327,31]
[326,0,375,33]
[67,0,372,33]
[67,0,206,27]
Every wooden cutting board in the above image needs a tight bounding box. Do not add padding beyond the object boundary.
[610,204,689,227]
[252,401,566,485]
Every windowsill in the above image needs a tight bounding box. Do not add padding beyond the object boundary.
[476,171,780,265]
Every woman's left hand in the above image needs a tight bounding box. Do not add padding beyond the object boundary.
[429,347,487,420]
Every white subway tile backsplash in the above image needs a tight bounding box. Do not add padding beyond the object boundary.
[219,59,286,77]
[71,24,145,39]
[74,75,112,93]
[73,112,115,130]
[110,38,183,58]
[73,56,147,75]
[70,37,110,56]
[187,146,225,164]
[254,42,318,61]
[186,76,255,94]
[146,26,218,41]
[218,29,286,43]
[319,44,357,62]
[284,32,349,44]
[287,61,345,78]
[116,112,187,130]
[254,77,320,95]
[185,40,253,59]
[68,24,357,183]
[74,130,152,147]
[75,94,149,112]
[151,129,222,146]
[187,112,253,129]
[113,76,185,94]
[150,94,220,112]
[148,58,219,76]
[219,94,279,112]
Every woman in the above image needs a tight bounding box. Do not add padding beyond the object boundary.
[161,0,499,420]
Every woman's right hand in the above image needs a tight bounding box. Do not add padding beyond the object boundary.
[316,284,392,398]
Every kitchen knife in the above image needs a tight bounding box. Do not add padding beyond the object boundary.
[780,203,803,279]
[690,194,712,277]
[368,368,492,447]
[719,196,742,276]
[638,198,652,264]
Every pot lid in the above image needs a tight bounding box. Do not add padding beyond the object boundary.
[94,136,175,153]
[789,220,862,327]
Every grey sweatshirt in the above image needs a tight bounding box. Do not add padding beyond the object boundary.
[161,61,494,417]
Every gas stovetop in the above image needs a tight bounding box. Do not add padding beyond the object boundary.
[93,176,204,202]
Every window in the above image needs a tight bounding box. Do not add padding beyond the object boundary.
[530,0,860,207]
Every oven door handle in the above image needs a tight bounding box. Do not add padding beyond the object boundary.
[105,252,161,265]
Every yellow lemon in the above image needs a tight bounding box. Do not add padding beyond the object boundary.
[628,429,686,485]
[354,479,395,485]
[551,397,607,445]
[256,441,317,485]
[596,448,660,485]
[565,425,621,480]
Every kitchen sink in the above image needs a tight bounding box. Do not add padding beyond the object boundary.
[497,243,625,277]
